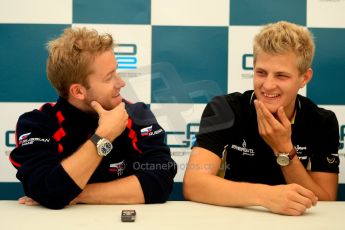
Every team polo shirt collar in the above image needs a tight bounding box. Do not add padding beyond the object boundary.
[56,97,98,128]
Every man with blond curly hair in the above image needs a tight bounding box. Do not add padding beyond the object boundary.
[10,27,177,209]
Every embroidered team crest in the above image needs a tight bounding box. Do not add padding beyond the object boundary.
[109,160,126,176]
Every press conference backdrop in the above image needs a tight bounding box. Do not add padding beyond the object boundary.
[0,0,344,200]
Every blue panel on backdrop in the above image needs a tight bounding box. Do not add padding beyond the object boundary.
[230,0,306,26]
[73,0,151,24]
[0,183,24,200]
[0,24,68,102]
[152,26,228,104]
[307,28,345,105]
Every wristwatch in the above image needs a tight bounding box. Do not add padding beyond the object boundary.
[90,134,113,156]
[276,147,297,166]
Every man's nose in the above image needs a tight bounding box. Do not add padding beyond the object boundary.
[115,75,126,88]
[262,75,276,90]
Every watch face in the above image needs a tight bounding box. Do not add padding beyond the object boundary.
[101,142,112,154]
[277,155,290,166]
[97,139,113,156]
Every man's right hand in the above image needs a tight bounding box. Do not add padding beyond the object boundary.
[263,183,318,216]
[91,101,128,142]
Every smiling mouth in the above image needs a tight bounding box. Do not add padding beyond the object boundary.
[263,93,280,98]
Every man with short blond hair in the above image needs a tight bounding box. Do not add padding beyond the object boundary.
[183,21,339,216]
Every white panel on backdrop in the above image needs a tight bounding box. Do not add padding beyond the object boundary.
[0,0,72,24]
[151,0,229,26]
[228,26,307,96]
[228,26,261,94]
[0,103,45,182]
[323,105,345,183]
[151,103,206,182]
[73,24,152,104]
[307,0,345,28]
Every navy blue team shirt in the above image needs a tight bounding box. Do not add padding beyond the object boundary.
[10,97,177,209]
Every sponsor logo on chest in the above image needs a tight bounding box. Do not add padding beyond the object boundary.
[231,139,255,156]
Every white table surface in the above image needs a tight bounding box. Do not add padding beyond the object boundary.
[1,200,344,230]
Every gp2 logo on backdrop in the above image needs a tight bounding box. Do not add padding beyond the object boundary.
[4,124,199,149]
[115,44,137,70]
[4,125,345,152]
[242,54,253,70]
[241,54,254,79]
[165,123,199,148]
[5,131,15,148]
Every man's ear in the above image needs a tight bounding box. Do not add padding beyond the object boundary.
[300,68,313,88]
[69,83,86,100]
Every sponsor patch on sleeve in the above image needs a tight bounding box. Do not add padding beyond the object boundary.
[140,125,163,137]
